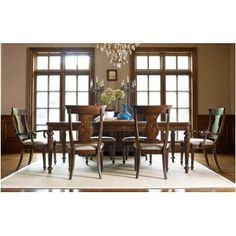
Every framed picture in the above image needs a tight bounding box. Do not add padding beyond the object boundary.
[107,70,117,81]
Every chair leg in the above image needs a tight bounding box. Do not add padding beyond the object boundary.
[53,146,57,165]
[109,145,112,161]
[166,150,169,172]
[28,149,34,165]
[42,152,46,170]
[149,154,152,165]
[85,155,89,165]
[16,148,24,171]
[69,152,75,180]
[135,150,141,179]
[212,147,221,171]
[68,152,71,172]
[126,145,130,160]
[190,148,194,170]
[100,151,104,172]
[203,148,210,166]
[122,144,126,165]
[96,152,102,179]
[162,152,167,179]
[112,143,115,164]
[180,142,184,165]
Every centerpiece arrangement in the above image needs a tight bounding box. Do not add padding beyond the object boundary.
[101,87,116,119]
[101,87,116,107]
[101,87,132,120]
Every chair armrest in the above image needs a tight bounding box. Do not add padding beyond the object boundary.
[35,129,48,138]
[187,129,208,138]
[28,131,38,146]
[16,132,29,136]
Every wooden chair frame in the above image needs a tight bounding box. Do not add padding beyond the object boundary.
[180,107,226,171]
[66,105,106,179]
[11,107,55,171]
[133,105,172,179]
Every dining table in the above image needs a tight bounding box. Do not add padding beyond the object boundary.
[46,119,190,174]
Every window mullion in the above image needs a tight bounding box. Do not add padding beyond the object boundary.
[47,75,50,123]
[61,53,65,121]
[160,54,165,106]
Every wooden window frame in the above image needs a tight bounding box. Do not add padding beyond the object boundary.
[130,47,198,129]
[27,47,95,130]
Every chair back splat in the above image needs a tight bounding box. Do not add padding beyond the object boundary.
[207,108,225,141]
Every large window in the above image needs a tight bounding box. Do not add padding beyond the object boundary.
[28,48,95,135]
[131,48,197,140]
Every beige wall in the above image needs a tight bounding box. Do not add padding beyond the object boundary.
[197,44,234,114]
[1,43,235,115]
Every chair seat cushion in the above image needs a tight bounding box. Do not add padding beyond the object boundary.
[122,136,147,142]
[190,138,213,146]
[91,136,116,142]
[23,138,47,146]
[72,142,104,151]
[133,142,169,151]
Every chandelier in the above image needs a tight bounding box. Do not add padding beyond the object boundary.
[97,43,140,68]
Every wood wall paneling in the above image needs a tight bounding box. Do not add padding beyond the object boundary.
[1,115,20,153]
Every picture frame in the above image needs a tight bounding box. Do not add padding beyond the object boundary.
[107,69,117,81]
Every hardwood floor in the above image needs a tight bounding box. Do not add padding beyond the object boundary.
[1,152,235,192]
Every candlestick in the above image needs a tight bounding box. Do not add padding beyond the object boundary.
[127,76,129,83]
[90,79,93,89]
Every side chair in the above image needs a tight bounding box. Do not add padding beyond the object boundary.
[66,105,106,179]
[180,107,225,171]
[133,105,172,179]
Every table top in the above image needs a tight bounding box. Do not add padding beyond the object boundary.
[47,119,190,131]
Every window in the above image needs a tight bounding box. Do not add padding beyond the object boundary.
[131,48,197,140]
[28,48,95,135]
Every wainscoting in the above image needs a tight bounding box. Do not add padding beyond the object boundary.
[1,115,21,153]
[1,114,235,154]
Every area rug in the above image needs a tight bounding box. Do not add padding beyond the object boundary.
[1,155,235,189]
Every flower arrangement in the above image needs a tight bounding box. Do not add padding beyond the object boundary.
[101,87,116,105]
[115,89,125,100]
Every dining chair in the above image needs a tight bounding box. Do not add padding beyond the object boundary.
[122,136,149,164]
[121,105,150,165]
[86,113,116,164]
[133,105,172,179]
[90,136,116,164]
[180,107,225,171]
[11,107,56,171]
[66,105,106,179]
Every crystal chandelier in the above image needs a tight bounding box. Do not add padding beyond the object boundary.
[97,43,140,68]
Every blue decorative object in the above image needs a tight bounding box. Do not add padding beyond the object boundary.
[117,104,133,120]
[127,104,134,118]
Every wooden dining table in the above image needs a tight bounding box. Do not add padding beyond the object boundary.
[46,119,190,174]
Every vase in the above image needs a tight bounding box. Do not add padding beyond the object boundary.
[117,104,133,120]
[104,111,115,120]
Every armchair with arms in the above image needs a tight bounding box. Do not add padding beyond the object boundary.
[180,107,226,171]
[11,107,56,171]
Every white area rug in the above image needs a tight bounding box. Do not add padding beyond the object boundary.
[1,155,235,189]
